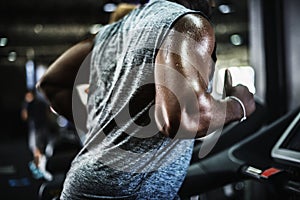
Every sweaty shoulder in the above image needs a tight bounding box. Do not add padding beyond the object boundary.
[172,13,213,34]
[171,13,215,54]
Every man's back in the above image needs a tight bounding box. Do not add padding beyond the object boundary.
[61,1,205,199]
[37,0,255,199]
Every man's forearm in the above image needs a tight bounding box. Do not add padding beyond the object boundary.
[180,94,242,138]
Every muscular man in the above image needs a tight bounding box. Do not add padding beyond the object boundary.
[37,0,255,199]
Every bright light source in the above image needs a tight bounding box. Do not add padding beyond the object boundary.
[230,34,243,46]
[36,65,47,81]
[8,51,17,62]
[89,24,103,34]
[218,4,232,14]
[0,37,8,47]
[50,106,58,115]
[57,115,68,127]
[216,66,256,95]
[103,3,117,12]
[26,48,35,59]
[25,60,35,90]
[34,24,43,34]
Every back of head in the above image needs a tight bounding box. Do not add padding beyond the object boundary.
[109,3,137,23]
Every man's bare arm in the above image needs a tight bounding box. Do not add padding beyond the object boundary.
[36,36,94,122]
[154,14,255,138]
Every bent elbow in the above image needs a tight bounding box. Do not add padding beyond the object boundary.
[36,77,61,107]
[159,123,180,139]
[36,78,51,100]
[36,79,44,94]
[154,105,180,138]
[181,108,213,138]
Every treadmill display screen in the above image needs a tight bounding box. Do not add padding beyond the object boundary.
[280,121,300,152]
[272,112,300,165]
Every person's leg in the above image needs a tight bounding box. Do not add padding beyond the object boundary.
[28,123,53,181]
[30,126,47,165]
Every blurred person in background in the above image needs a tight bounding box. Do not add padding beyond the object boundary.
[21,90,57,181]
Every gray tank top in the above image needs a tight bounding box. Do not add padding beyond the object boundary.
[61,0,208,199]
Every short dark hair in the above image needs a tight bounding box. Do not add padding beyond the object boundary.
[168,0,212,18]
[139,0,150,4]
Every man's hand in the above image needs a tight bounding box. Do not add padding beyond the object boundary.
[224,69,256,118]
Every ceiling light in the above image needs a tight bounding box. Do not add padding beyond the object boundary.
[103,3,117,12]
[0,37,8,47]
[26,48,35,59]
[218,4,233,14]
[230,34,243,46]
[34,24,43,34]
[8,51,17,62]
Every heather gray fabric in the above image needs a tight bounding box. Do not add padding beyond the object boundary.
[60,0,207,199]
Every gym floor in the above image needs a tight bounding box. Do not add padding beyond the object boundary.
[0,134,43,199]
